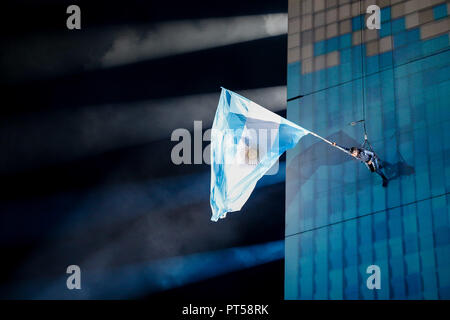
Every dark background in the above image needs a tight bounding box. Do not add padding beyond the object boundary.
[0,0,287,300]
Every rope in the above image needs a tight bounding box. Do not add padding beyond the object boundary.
[308,1,374,158]
[359,0,369,148]
[357,0,377,154]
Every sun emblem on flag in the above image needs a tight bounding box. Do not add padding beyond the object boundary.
[245,146,259,165]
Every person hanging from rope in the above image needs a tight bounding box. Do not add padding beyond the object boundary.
[305,131,389,187]
[332,142,389,187]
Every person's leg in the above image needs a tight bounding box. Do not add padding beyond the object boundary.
[376,168,388,187]
[372,157,388,187]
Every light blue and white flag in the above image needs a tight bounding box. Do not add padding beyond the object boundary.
[210,88,310,221]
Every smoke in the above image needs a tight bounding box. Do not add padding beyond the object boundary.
[101,14,287,67]
[2,159,286,299]
[1,14,287,82]
[0,86,286,174]
[7,240,284,299]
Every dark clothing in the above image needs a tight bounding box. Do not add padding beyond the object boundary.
[339,145,388,186]
[341,146,372,163]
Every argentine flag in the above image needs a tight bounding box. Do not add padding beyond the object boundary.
[210,88,310,221]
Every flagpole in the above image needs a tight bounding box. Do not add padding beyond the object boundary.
[307,130,351,155]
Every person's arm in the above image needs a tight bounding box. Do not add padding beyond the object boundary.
[364,150,375,164]
[332,142,351,152]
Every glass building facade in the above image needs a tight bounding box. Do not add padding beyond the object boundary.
[285,0,450,299]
